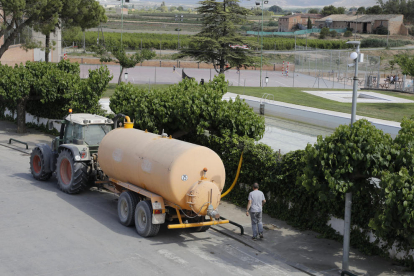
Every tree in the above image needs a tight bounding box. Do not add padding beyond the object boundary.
[307,17,312,29]
[319,27,330,39]
[178,0,259,74]
[320,5,345,15]
[394,54,414,77]
[109,74,265,140]
[357,6,366,14]
[177,6,184,11]
[337,7,346,14]
[0,0,50,59]
[308,8,319,14]
[301,120,393,226]
[72,0,107,52]
[366,5,383,14]
[268,5,283,13]
[92,41,156,84]
[0,60,112,133]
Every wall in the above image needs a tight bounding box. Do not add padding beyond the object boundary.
[223,93,401,138]
[0,45,34,66]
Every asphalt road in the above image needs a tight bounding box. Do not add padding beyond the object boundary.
[0,145,305,276]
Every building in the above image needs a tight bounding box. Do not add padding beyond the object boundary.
[0,28,62,66]
[314,14,358,29]
[278,14,323,32]
[315,14,408,35]
[116,8,128,15]
[0,8,62,65]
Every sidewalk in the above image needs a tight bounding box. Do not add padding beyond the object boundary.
[1,120,413,276]
[0,120,55,154]
[214,201,414,276]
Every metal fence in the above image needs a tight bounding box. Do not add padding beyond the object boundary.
[247,28,348,36]
[294,50,381,89]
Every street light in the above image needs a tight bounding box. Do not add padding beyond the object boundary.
[175,14,184,49]
[342,40,361,273]
[256,0,268,88]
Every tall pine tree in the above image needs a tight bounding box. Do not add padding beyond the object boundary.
[179,0,259,74]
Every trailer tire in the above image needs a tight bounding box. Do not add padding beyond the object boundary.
[56,149,89,194]
[118,191,139,226]
[194,216,211,232]
[30,148,52,181]
[135,200,160,237]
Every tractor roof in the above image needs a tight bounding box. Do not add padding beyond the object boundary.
[64,113,113,126]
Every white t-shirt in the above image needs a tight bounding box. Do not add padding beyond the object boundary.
[248,190,265,212]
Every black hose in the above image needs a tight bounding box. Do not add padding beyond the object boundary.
[220,216,244,235]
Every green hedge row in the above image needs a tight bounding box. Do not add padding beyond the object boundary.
[63,31,352,51]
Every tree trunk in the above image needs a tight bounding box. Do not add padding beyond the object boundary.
[45,33,50,63]
[118,66,124,85]
[16,99,27,134]
[219,58,225,74]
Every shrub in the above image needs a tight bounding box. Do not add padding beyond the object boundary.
[329,30,337,37]
[344,30,353,37]
[319,27,330,39]
[375,26,389,35]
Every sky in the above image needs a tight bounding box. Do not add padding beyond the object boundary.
[98,0,379,8]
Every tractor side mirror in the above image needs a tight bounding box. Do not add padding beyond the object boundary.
[48,121,54,131]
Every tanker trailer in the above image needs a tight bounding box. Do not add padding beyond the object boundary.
[97,122,230,237]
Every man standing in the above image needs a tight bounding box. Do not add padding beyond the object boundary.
[246,182,266,240]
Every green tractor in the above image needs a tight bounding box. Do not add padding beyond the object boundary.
[30,113,119,194]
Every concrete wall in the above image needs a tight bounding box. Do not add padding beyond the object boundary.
[224,93,401,138]
[0,45,34,66]
[32,29,62,62]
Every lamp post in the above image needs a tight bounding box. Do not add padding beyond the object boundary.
[342,40,361,273]
[256,0,268,88]
[175,14,184,49]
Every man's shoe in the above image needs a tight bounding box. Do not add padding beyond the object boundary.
[259,233,264,239]
[252,236,257,241]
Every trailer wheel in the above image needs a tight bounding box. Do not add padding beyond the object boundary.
[135,200,160,237]
[56,149,89,194]
[30,148,52,181]
[118,191,139,226]
[194,216,211,232]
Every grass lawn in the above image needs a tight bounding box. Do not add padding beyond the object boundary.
[229,87,414,122]
[102,83,414,122]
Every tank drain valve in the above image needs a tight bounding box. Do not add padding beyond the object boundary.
[207,204,220,219]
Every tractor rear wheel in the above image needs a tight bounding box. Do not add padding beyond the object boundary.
[135,200,160,237]
[56,149,89,194]
[30,148,52,181]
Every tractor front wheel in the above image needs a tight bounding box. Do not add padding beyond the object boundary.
[56,149,89,194]
[30,148,52,181]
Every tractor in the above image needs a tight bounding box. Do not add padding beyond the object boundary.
[29,112,121,194]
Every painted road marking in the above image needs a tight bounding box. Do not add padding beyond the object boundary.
[188,246,252,276]
[224,244,289,276]
[157,249,189,265]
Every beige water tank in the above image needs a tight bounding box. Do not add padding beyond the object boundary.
[98,128,226,215]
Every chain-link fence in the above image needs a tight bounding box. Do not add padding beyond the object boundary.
[294,50,381,89]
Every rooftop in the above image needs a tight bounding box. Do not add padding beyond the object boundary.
[355,14,403,22]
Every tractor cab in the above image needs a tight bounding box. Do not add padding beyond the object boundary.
[51,114,113,155]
